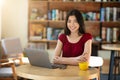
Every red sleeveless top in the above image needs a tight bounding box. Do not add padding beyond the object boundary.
[58,33,92,57]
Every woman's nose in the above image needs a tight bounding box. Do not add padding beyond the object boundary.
[71,22,75,25]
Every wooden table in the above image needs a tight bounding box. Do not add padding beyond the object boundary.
[16,64,99,80]
[102,44,120,80]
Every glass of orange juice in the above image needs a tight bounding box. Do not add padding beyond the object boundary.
[79,62,89,71]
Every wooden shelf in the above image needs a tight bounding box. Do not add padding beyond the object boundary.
[30,20,48,23]
[102,2,120,7]
[30,20,100,23]
[102,21,120,27]
[29,20,100,28]
[29,39,57,43]
[101,41,120,44]
[49,2,101,12]
[29,39,100,44]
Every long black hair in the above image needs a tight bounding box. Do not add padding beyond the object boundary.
[64,9,85,35]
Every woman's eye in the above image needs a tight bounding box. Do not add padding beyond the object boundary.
[74,20,78,23]
[67,19,78,24]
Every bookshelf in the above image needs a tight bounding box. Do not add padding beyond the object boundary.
[28,0,120,50]
[100,2,120,45]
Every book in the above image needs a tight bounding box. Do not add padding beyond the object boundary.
[63,11,67,20]
[47,27,62,40]
[51,28,62,40]
[113,7,117,22]
[102,27,106,41]
[106,7,110,22]
[112,28,119,42]
[110,8,113,21]
[59,10,63,20]
[52,9,56,20]
[47,27,53,40]
[106,28,112,42]
[30,24,44,39]
[56,9,59,20]
[86,12,93,21]
[117,8,120,21]
[48,10,52,20]
[100,8,105,22]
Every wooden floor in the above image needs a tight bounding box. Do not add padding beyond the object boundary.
[101,59,110,74]
[101,59,119,74]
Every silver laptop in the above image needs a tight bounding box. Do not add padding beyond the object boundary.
[24,48,67,69]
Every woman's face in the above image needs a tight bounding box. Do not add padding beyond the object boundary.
[67,15,79,33]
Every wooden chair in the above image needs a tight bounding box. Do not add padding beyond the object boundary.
[114,51,120,80]
[89,56,103,80]
[1,37,24,65]
[0,59,17,80]
[0,37,29,80]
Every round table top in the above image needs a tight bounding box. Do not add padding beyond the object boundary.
[16,64,99,80]
[102,44,120,51]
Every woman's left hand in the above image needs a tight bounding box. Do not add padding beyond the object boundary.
[76,53,89,62]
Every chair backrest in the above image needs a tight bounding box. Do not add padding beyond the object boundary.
[1,37,23,58]
[1,37,24,65]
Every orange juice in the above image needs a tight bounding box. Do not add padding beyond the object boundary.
[79,62,88,70]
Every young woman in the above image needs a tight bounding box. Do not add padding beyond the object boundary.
[53,9,92,65]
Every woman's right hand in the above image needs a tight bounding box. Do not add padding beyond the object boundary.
[53,56,62,64]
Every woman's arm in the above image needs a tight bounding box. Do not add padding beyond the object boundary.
[54,39,63,57]
[53,39,92,65]
[77,39,92,62]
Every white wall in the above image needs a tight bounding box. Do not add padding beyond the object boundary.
[0,7,1,40]
[1,0,28,48]
[0,1,2,40]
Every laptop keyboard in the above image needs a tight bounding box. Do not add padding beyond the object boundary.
[51,64,67,69]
